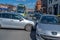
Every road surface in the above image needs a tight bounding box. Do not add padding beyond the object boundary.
[0,28,36,40]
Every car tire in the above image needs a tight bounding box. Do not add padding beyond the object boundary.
[25,24,32,32]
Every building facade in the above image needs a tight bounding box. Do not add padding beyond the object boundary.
[35,0,47,13]
[0,4,16,12]
[47,0,60,15]
[41,0,47,13]
[35,0,42,12]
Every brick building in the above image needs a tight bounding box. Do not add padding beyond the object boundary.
[35,0,47,13]
[41,0,47,13]
[35,0,42,12]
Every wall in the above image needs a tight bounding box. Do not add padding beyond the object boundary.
[47,0,60,15]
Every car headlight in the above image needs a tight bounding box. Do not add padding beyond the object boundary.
[37,28,43,33]
[31,22,35,26]
[36,31,40,37]
[36,29,42,37]
[37,25,42,32]
[36,25,44,34]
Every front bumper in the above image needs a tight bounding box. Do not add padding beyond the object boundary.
[40,34,60,40]
[36,34,44,40]
[36,34,60,40]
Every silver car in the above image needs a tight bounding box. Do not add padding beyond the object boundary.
[36,15,60,40]
[0,13,35,31]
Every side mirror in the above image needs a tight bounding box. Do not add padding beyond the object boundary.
[19,19,23,21]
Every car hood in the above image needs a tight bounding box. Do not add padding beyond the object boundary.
[38,23,60,31]
[23,19,35,25]
[23,19,33,22]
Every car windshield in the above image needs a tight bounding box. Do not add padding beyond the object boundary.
[40,16,59,24]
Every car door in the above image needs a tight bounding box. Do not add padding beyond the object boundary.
[10,14,25,29]
[0,13,2,26]
[1,13,13,28]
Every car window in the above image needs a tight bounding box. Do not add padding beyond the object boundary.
[11,14,22,20]
[0,13,1,17]
[1,13,11,19]
[40,16,58,24]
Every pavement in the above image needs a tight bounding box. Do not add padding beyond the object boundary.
[0,28,36,40]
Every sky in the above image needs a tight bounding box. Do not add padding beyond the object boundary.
[0,0,37,9]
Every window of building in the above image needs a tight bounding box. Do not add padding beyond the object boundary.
[55,0,57,1]
[49,0,52,4]
[48,7,52,14]
[53,4,58,15]
[59,6,60,14]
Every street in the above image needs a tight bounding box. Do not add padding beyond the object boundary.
[0,0,60,40]
[0,28,36,40]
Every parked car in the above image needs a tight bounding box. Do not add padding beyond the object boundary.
[36,15,60,40]
[0,13,35,32]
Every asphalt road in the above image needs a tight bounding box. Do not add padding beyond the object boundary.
[0,28,36,40]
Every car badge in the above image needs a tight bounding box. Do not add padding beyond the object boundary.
[52,32,57,35]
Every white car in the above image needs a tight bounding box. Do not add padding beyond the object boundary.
[36,15,60,40]
[0,13,35,31]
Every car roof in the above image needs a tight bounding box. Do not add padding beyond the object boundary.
[42,14,56,17]
[0,12,20,15]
